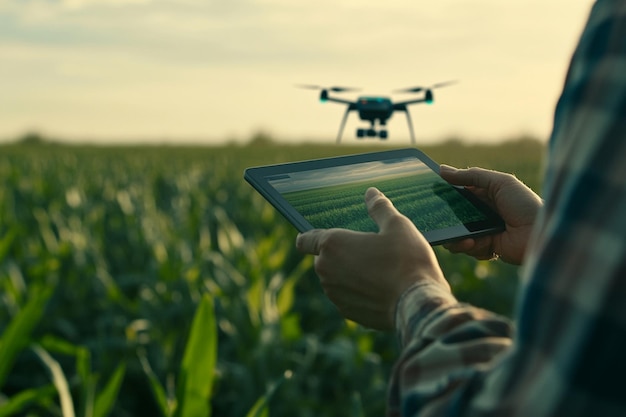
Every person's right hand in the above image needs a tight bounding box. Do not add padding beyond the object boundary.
[439,165,543,265]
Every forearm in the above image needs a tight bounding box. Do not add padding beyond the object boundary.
[388,283,514,417]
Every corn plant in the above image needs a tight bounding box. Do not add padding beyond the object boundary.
[0,140,543,416]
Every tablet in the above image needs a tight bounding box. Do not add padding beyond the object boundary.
[244,148,504,245]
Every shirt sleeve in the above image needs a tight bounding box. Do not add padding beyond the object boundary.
[386,1,626,416]
[387,283,514,417]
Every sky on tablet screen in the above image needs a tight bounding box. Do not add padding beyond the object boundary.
[269,157,431,194]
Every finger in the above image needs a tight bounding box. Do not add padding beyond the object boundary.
[443,238,476,253]
[296,229,328,255]
[460,238,496,260]
[439,165,499,189]
[364,187,401,231]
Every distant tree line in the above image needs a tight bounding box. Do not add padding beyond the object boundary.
[16,132,50,145]
[6,130,544,147]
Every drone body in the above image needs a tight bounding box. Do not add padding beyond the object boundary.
[301,83,453,144]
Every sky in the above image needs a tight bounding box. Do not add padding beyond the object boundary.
[0,0,595,145]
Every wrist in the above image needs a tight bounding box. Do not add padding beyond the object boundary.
[394,281,458,345]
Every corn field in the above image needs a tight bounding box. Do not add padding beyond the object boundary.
[0,139,544,416]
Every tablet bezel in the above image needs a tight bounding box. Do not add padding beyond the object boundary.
[244,148,505,245]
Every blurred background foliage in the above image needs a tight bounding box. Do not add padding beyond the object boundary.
[0,135,544,416]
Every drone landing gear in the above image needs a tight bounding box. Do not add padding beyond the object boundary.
[356,128,388,140]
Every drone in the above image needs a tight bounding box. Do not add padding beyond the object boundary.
[298,81,456,144]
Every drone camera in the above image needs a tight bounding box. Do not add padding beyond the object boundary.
[356,128,385,139]
[320,90,329,102]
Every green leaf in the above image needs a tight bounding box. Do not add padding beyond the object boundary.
[93,363,126,417]
[246,279,263,326]
[38,335,94,417]
[279,313,302,342]
[174,294,217,417]
[138,353,171,417]
[39,334,83,356]
[245,370,293,417]
[32,344,76,417]
[0,226,18,262]
[244,396,269,417]
[277,256,312,316]
[0,286,52,388]
[0,384,57,417]
[276,276,297,316]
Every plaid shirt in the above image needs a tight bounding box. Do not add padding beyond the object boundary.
[388,2,626,416]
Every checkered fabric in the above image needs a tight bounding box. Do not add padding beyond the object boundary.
[387,2,626,415]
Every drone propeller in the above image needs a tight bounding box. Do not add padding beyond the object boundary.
[394,80,457,93]
[395,86,424,93]
[295,84,360,93]
[430,80,457,89]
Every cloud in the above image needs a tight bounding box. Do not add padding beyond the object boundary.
[0,0,595,143]
[2,0,591,71]
[62,0,153,10]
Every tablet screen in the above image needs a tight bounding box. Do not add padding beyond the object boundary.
[267,156,487,233]
[245,148,504,245]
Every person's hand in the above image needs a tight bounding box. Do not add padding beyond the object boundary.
[296,187,448,331]
[439,165,543,265]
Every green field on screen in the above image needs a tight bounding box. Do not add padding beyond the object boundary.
[281,169,486,232]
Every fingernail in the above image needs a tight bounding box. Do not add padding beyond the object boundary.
[365,187,381,202]
[439,164,455,172]
[295,233,303,249]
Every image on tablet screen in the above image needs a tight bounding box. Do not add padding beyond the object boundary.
[267,157,487,232]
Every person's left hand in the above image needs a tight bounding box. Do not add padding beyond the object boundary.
[296,187,449,330]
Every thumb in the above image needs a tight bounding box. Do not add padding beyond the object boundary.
[439,164,468,186]
[296,229,327,255]
[440,165,496,189]
[365,187,401,231]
